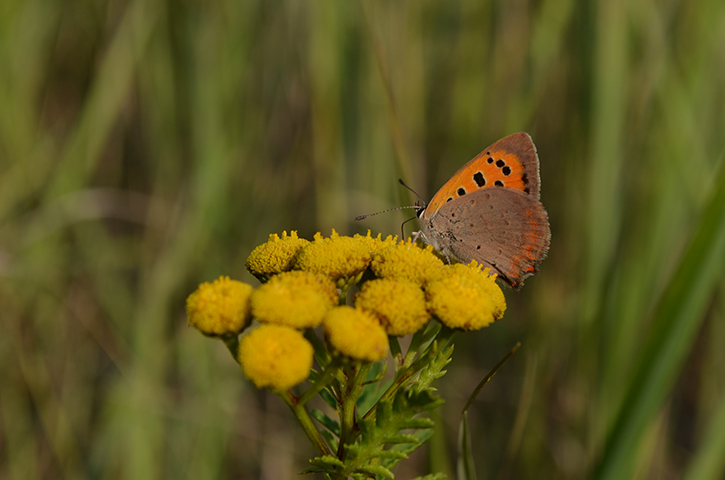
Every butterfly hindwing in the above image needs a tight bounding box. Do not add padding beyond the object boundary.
[428,188,550,289]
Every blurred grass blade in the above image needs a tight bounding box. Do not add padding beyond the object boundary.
[681,387,725,480]
[594,159,725,480]
[457,343,521,480]
[461,343,521,415]
[457,412,476,480]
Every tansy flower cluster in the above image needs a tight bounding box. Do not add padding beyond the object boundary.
[185,230,507,392]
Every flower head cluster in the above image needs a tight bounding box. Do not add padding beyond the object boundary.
[186,276,253,336]
[239,324,313,390]
[370,240,446,286]
[355,279,429,336]
[251,271,337,328]
[246,231,309,282]
[426,262,506,330]
[185,230,507,392]
[295,230,371,289]
[353,231,399,254]
[323,306,388,362]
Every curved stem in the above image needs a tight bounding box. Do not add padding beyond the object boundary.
[280,390,332,456]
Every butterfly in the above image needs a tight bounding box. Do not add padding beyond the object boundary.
[415,133,551,289]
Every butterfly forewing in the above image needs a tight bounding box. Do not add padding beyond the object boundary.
[425,132,541,218]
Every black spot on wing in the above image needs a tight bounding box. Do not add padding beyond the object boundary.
[473,172,486,187]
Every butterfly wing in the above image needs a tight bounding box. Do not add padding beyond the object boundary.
[427,188,551,289]
[425,132,541,218]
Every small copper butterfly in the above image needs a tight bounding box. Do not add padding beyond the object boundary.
[416,133,550,289]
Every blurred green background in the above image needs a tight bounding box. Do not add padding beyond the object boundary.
[2,0,725,479]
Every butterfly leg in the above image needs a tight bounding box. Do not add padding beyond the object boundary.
[413,229,453,263]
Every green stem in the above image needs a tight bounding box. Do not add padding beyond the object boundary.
[221,334,239,362]
[338,289,348,306]
[402,326,426,368]
[304,329,330,368]
[298,357,341,406]
[389,336,402,363]
[337,363,372,459]
[439,325,456,348]
[281,390,331,456]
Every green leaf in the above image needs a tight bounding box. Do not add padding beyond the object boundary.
[344,388,444,476]
[355,464,394,478]
[390,429,435,457]
[411,474,447,480]
[358,363,389,414]
[382,433,419,444]
[412,346,454,394]
[682,384,725,480]
[593,161,725,480]
[375,449,408,460]
[309,454,345,469]
[319,389,338,409]
[310,409,341,437]
[404,417,436,429]
[319,429,338,453]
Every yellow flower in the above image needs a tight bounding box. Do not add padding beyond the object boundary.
[238,324,313,390]
[251,271,337,328]
[355,279,430,337]
[353,230,399,254]
[323,306,389,362]
[294,230,371,289]
[186,276,253,336]
[246,231,310,282]
[370,240,445,286]
[425,262,506,330]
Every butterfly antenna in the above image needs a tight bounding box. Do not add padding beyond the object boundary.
[398,179,427,207]
[355,179,426,221]
[355,205,419,221]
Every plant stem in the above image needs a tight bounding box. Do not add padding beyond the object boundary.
[305,329,331,368]
[337,363,372,459]
[281,390,332,456]
[299,357,341,406]
[402,327,426,368]
[389,336,402,364]
[221,334,239,362]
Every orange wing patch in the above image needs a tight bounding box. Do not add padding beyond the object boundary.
[426,148,530,217]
